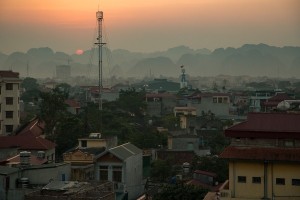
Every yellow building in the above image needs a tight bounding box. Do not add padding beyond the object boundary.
[219,112,300,200]
[174,107,196,129]
[63,133,118,180]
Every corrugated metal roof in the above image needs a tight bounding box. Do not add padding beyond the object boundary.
[226,112,300,132]
[109,143,142,160]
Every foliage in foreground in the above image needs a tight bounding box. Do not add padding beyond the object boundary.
[153,183,210,200]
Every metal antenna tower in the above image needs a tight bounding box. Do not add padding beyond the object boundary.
[27,60,29,77]
[95,11,106,111]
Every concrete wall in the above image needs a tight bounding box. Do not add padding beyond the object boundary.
[171,137,199,150]
[102,92,119,102]
[21,163,71,185]
[106,136,118,149]
[7,188,37,200]
[193,96,229,116]
[0,171,19,200]
[125,153,143,200]
[229,161,300,200]
[0,148,18,159]
[146,97,177,117]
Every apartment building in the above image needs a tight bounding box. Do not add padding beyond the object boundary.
[0,71,22,136]
[219,112,300,200]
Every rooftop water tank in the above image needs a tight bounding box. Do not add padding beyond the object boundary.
[20,151,31,166]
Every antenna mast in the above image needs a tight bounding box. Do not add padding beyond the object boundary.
[95,11,106,111]
[27,60,29,77]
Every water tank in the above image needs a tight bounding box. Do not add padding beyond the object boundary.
[37,151,45,158]
[20,151,31,166]
[183,162,190,173]
[21,178,29,188]
[277,101,290,110]
[89,133,101,138]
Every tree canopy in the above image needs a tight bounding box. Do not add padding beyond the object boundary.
[21,77,39,91]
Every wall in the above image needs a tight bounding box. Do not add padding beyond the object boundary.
[146,97,177,117]
[0,171,19,200]
[194,96,229,116]
[171,137,199,150]
[125,152,143,200]
[230,138,300,148]
[0,148,18,159]
[102,92,119,102]
[7,188,37,200]
[229,161,300,200]
[21,163,71,185]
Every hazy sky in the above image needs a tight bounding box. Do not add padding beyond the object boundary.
[1,0,299,55]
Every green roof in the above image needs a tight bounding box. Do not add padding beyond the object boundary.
[0,166,19,175]
[109,143,142,160]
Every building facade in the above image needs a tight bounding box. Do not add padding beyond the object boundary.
[0,71,22,136]
[219,112,300,200]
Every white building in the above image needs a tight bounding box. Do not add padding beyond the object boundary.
[0,71,22,136]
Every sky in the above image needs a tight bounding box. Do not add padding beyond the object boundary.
[0,0,299,55]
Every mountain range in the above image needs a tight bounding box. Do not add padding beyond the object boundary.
[0,44,299,79]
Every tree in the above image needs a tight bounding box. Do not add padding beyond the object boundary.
[20,88,40,102]
[21,77,39,91]
[162,114,179,130]
[153,183,210,200]
[151,157,181,182]
[116,89,146,117]
[56,83,71,93]
[190,155,229,183]
[37,88,68,141]
[55,115,85,156]
[206,132,229,155]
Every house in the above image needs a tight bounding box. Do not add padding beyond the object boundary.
[0,70,22,136]
[65,99,81,114]
[181,92,231,117]
[186,170,221,192]
[219,112,300,200]
[261,93,296,112]
[63,133,117,181]
[0,162,71,200]
[174,106,196,117]
[0,153,48,167]
[248,90,277,112]
[131,78,180,92]
[25,180,115,200]
[95,143,143,200]
[16,118,44,137]
[43,81,58,89]
[112,83,132,91]
[88,86,119,103]
[145,93,177,117]
[0,136,56,161]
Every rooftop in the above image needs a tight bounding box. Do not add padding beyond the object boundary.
[0,70,20,78]
[219,146,300,162]
[0,136,56,150]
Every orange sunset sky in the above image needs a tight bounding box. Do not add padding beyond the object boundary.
[0,0,299,55]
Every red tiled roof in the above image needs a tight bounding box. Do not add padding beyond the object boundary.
[0,154,48,166]
[225,113,300,138]
[194,170,217,177]
[0,70,19,78]
[146,93,177,98]
[18,119,44,137]
[219,146,300,162]
[0,136,56,150]
[65,99,80,107]
[174,107,196,111]
[267,93,294,102]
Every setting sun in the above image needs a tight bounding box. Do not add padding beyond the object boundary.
[76,49,83,55]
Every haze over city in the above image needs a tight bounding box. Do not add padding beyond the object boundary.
[1,0,300,55]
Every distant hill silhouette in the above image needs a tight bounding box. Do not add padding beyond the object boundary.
[0,44,299,78]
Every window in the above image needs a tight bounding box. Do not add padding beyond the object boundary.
[238,176,246,183]
[6,97,13,105]
[292,179,300,186]
[99,166,108,180]
[0,86,1,94]
[276,178,285,185]
[6,83,13,90]
[236,137,240,141]
[213,98,217,103]
[6,111,13,118]
[252,177,261,183]
[218,98,223,103]
[284,140,295,147]
[81,140,87,147]
[223,98,228,103]
[6,125,13,133]
[201,126,207,130]
[0,104,1,112]
[113,166,122,182]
